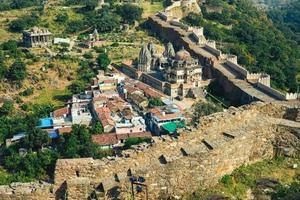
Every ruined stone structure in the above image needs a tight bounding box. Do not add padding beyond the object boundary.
[23,27,52,48]
[159,0,201,21]
[1,103,299,199]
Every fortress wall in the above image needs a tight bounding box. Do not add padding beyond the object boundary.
[286,93,300,100]
[0,182,54,200]
[257,82,286,100]
[225,60,248,78]
[140,73,164,91]
[204,44,222,56]
[1,103,299,199]
[50,104,292,199]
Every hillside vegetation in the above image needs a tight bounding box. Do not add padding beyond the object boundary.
[182,0,300,92]
[187,157,300,199]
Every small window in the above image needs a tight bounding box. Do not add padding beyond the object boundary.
[76,170,80,177]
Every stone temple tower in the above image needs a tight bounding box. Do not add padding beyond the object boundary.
[138,44,152,72]
[163,42,175,58]
[147,42,156,56]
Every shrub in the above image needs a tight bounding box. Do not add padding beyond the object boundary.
[19,87,34,96]
[124,137,152,149]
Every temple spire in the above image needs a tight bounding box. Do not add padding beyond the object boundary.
[163,42,175,58]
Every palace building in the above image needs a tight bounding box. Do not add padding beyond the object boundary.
[121,42,203,98]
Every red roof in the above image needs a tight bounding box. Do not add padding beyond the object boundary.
[92,133,118,146]
[134,82,164,98]
[143,88,164,98]
[57,127,72,134]
[92,132,152,146]
[149,108,183,120]
[95,107,115,127]
[53,107,69,118]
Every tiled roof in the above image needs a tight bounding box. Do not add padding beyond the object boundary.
[149,108,183,120]
[92,133,118,146]
[135,82,164,98]
[92,132,152,146]
[95,107,115,127]
[57,127,72,134]
[102,79,118,84]
[53,107,69,118]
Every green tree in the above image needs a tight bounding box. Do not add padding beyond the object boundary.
[0,101,14,116]
[192,102,222,126]
[163,0,172,8]
[7,60,27,82]
[94,12,121,32]
[1,40,18,52]
[9,13,39,32]
[96,53,111,71]
[55,13,69,24]
[116,4,143,24]
[22,128,50,151]
[85,0,98,10]
[148,97,164,108]
[91,122,104,134]
[68,80,85,94]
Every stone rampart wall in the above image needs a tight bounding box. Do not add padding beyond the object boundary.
[257,82,285,100]
[0,182,54,200]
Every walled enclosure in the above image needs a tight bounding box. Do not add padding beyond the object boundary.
[1,102,299,199]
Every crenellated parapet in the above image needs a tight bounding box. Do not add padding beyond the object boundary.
[159,0,201,21]
[153,9,299,101]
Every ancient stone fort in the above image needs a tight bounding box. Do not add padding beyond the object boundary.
[0,102,299,199]
[0,1,299,200]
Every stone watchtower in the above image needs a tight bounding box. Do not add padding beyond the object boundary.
[138,44,152,72]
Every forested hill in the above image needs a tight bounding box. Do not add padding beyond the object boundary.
[268,0,300,44]
[250,0,296,9]
[181,0,300,92]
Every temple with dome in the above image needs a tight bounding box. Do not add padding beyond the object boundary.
[121,42,203,98]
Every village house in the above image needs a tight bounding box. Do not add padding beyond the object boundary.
[51,106,72,128]
[148,100,185,135]
[94,107,115,133]
[92,131,152,149]
[70,93,93,126]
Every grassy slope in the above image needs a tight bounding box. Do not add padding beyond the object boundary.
[0,1,164,107]
[187,158,300,199]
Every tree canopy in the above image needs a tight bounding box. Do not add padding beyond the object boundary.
[116,4,143,24]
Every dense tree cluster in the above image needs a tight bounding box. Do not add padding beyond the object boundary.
[0,0,43,11]
[9,13,39,32]
[148,97,164,108]
[182,0,300,92]
[268,0,300,44]
[65,3,143,34]
[0,41,28,83]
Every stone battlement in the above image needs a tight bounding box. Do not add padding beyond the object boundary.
[1,103,299,199]
[148,14,299,101]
